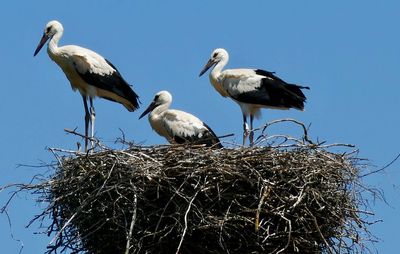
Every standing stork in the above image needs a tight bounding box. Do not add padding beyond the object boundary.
[199,48,309,146]
[34,20,140,152]
[139,91,222,148]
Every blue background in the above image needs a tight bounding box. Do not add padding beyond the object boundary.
[0,1,398,253]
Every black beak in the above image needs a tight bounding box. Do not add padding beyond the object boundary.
[199,59,216,77]
[34,33,50,57]
[139,101,157,119]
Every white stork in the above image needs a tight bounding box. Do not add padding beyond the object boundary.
[199,48,309,146]
[34,20,140,152]
[139,91,222,148]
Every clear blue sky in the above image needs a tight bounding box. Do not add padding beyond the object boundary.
[1,1,399,253]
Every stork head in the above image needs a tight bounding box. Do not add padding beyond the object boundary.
[199,48,229,76]
[139,91,172,119]
[34,20,64,56]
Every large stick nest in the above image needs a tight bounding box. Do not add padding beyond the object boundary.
[2,120,376,254]
[41,142,373,254]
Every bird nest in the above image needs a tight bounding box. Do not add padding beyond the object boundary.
[2,121,377,254]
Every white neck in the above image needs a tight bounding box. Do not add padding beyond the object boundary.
[150,102,170,118]
[47,31,62,56]
[208,56,230,97]
[148,102,171,138]
[210,56,228,81]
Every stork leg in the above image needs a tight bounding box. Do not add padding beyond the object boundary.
[82,95,90,152]
[242,114,250,146]
[89,98,96,150]
[249,115,254,147]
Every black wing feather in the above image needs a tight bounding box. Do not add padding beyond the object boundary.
[173,123,223,148]
[77,59,140,110]
[254,69,286,83]
[232,69,309,110]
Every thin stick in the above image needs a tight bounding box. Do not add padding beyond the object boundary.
[175,189,200,254]
[361,152,400,177]
[125,193,137,254]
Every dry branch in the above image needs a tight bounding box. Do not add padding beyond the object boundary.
[1,121,378,254]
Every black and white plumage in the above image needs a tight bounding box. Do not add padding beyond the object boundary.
[34,20,139,152]
[139,91,222,148]
[199,48,309,146]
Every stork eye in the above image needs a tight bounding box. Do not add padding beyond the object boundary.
[46,27,51,33]
[154,95,160,101]
[213,52,218,58]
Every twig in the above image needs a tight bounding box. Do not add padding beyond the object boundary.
[125,192,137,254]
[175,189,200,254]
[361,152,400,177]
[153,177,190,239]
[276,215,292,254]
[64,128,107,151]
[255,185,270,232]
[48,147,64,166]
[255,118,314,144]
[47,147,83,155]
[307,208,335,254]
[49,212,78,246]
[4,210,24,254]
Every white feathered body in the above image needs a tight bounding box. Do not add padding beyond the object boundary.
[149,108,209,144]
[49,45,112,96]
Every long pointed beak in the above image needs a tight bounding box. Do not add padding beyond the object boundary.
[34,33,50,57]
[139,101,157,119]
[199,59,216,77]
